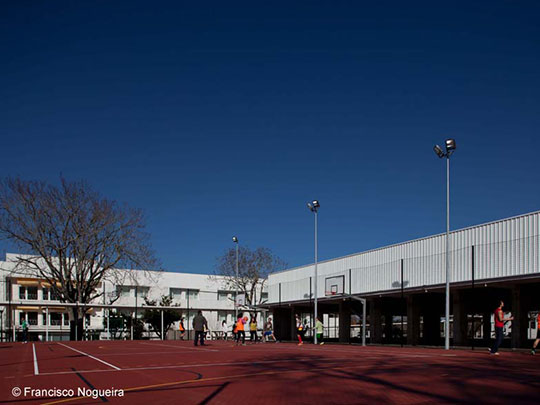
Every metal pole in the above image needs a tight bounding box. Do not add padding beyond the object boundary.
[75,302,78,342]
[471,245,475,350]
[445,155,450,350]
[134,286,138,340]
[401,259,404,348]
[161,309,164,340]
[309,277,312,335]
[187,289,190,340]
[45,306,49,342]
[0,310,3,343]
[235,243,239,319]
[314,209,318,345]
[362,299,366,346]
[107,310,110,340]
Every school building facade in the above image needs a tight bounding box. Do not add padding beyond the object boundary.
[266,210,540,348]
[0,254,267,342]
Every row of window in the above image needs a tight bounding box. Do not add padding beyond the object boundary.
[17,284,268,303]
[18,286,60,301]
[19,312,70,326]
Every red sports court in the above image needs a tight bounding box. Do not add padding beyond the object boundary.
[1,340,539,404]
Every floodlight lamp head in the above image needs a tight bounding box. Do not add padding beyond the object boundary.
[307,202,313,211]
[433,145,444,158]
[445,138,456,152]
[232,236,238,243]
[312,200,320,208]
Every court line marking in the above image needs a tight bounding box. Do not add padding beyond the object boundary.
[34,357,354,376]
[41,362,375,405]
[138,341,218,352]
[32,343,39,375]
[31,350,451,377]
[57,343,121,370]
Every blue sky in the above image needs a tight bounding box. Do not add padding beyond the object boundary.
[1,1,539,273]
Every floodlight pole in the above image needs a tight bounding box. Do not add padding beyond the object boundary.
[233,237,239,319]
[445,154,450,351]
[434,139,455,351]
[314,208,318,345]
[307,201,320,345]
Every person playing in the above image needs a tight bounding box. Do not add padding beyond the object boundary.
[235,314,246,346]
[178,318,186,340]
[490,300,513,355]
[21,319,28,344]
[263,317,277,342]
[531,311,540,355]
[221,320,228,340]
[249,315,258,343]
[315,316,324,345]
[192,310,208,346]
[296,314,304,346]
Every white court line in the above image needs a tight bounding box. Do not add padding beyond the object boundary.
[57,343,121,370]
[32,344,39,375]
[35,357,354,376]
[138,341,218,352]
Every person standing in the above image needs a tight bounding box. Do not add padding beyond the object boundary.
[315,316,324,345]
[490,300,513,355]
[21,319,28,344]
[192,311,208,346]
[179,318,186,340]
[235,314,246,346]
[221,320,228,340]
[531,311,540,355]
[263,317,277,342]
[296,314,304,346]
[249,315,258,343]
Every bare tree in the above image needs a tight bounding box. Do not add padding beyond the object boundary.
[0,177,160,339]
[213,246,286,306]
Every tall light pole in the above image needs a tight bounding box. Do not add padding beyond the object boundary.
[433,139,457,350]
[232,236,239,319]
[307,200,320,344]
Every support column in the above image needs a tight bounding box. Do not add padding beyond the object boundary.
[511,285,526,348]
[423,303,440,346]
[339,301,351,343]
[369,299,383,344]
[452,290,467,346]
[483,312,492,347]
[407,295,420,346]
[383,311,393,343]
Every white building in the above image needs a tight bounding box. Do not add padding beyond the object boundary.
[0,253,267,342]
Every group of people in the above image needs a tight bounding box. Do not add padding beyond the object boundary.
[187,311,277,346]
[187,301,540,354]
[295,314,324,346]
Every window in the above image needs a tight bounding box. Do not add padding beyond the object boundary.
[19,286,38,300]
[42,287,50,300]
[187,290,199,300]
[218,291,232,301]
[50,289,61,301]
[27,287,38,300]
[51,313,62,326]
[43,313,47,325]
[27,312,38,325]
[136,286,149,298]
[116,286,132,298]
[170,288,183,300]
[261,292,268,301]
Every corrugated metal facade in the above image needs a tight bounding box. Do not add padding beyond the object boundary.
[268,211,540,304]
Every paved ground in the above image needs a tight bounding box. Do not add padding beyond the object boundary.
[1,340,539,404]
